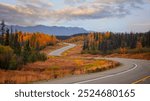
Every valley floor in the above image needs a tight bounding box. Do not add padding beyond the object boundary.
[0,43,118,84]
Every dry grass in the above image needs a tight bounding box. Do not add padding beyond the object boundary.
[0,57,119,83]
[107,52,150,60]
[0,70,52,84]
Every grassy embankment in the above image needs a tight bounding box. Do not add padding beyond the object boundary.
[106,48,150,60]
[82,47,150,60]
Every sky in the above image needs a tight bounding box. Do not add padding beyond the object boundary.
[0,0,150,32]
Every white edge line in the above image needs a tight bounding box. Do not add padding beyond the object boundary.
[74,63,138,84]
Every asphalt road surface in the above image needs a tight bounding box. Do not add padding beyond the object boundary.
[48,43,76,56]
[38,43,150,84]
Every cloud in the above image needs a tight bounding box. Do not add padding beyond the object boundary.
[0,0,148,26]
[133,23,150,26]
[54,0,135,20]
[59,0,147,20]
[0,3,37,25]
[54,5,126,21]
[17,0,53,8]
[0,0,53,25]
[64,0,86,5]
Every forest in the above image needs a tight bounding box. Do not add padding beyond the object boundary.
[0,21,57,70]
[82,31,150,54]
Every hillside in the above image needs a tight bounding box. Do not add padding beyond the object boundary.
[9,25,88,36]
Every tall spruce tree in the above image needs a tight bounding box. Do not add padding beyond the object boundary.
[13,32,21,55]
[0,20,5,45]
[5,28,10,46]
[22,40,31,64]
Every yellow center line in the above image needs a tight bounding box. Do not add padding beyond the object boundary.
[132,76,150,84]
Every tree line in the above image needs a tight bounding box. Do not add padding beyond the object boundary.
[82,31,150,54]
[0,20,57,70]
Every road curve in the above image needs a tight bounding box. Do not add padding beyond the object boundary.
[48,43,76,56]
[37,58,150,84]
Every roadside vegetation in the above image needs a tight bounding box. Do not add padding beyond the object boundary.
[64,34,86,43]
[0,20,57,70]
[81,31,150,60]
[107,52,150,60]
[0,57,119,83]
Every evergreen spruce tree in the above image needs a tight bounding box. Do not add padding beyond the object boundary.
[22,40,31,64]
[5,28,9,46]
[0,20,5,45]
[13,33,21,55]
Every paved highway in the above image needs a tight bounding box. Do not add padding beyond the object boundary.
[48,43,76,56]
[40,44,150,84]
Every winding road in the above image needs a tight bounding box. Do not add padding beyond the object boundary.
[40,43,150,84]
[48,43,76,56]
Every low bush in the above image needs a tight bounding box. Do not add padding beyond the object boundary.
[28,52,47,62]
[0,45,48,70]
[0,45,19,70]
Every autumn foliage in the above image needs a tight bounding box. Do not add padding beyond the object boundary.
[17,31,57,49]
[65,34,86,43]
[0,21,57,70]
[83,31,150,54]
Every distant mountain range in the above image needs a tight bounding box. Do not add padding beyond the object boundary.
[9,25,89,36]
